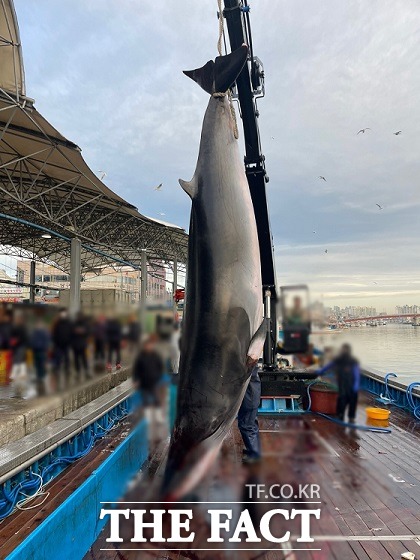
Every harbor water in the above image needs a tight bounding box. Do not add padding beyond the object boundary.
[312,323,420,386]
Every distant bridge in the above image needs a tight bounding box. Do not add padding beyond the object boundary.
[342,314,419,323]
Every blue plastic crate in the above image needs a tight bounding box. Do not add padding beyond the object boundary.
[258,395,302,414]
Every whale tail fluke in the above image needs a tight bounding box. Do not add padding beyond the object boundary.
[183,44,248,95]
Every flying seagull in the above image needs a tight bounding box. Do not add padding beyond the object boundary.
[393,131,402,135]
[313,230,317,234]
[98,170,107,180]
[158,212,166,216]
[318,176,327,182]
[376,204,383,210]
[373,281,378,285]
[154,183,163,191]
[357,128,371,134]
[324,249,328,253]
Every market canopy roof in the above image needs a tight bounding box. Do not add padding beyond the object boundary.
[0,0,188,273]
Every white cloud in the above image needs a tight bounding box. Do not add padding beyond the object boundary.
[13,0,420,308]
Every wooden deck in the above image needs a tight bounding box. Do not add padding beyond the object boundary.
[0,418,134,559]
[87,392,420,559]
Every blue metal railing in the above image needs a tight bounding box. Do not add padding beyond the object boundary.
[0,394,138,520]
[361,371,420,419]
[5,417,148,560]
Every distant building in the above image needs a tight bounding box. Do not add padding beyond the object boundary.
[395,305,419,315]
[15,259,168,305]
[0,268,27,302]
[330,305,377,320]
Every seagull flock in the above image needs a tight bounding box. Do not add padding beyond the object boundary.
[316,127,401,255]
[143,128,400,259]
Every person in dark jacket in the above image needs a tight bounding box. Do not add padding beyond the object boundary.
[71,312,90,380]
[132,337,165,445]
[0,308,12,350]
[132,338,164,405]
[9,312,29,398]
[238,364,262,463]
[30,318,50,395]
[51,308,72,381]
[127,314,141,354]
[106,316,122,371]
[317,343,360,423]
[92,314,107,369]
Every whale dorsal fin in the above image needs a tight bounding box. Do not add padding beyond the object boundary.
[183,44,248,95]
[179,177,197,199]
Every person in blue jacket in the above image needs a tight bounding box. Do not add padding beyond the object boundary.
[317,343,360,423]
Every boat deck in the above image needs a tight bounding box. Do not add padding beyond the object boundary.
[87,391,420,559]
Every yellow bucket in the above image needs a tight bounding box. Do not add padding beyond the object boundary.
[366,417,390,428]
[366,407,390,421]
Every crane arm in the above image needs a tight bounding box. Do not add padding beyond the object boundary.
[223,0,278,365]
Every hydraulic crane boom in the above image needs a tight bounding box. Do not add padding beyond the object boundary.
[223,0,278,366]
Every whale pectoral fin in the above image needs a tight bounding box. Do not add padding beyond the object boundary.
[246,319,268,369]
[179,177,197,199]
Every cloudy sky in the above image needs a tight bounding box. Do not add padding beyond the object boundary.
[13,0,420,311]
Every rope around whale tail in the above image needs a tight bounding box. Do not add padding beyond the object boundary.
[216,0,240,139]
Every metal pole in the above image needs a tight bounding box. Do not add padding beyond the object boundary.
[173,256,178,314]
[140,249,147,328]
[29,260,35,304]
[264,287,273,367]
[69,238,81,316]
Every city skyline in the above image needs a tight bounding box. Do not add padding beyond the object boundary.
[314,301,420,317]
[1,256,419,315]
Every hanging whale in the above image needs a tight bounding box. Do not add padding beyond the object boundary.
[162,44,266,500]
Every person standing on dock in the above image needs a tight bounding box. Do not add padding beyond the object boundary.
[92,314,107,371]
[317,343,360,424]
[30,316,50,396]
[132,337,165,447]
[51,308,72,387]
[71,311,91,381]
[132,337,164,405]
[106,315,122,372]
[126,313,141,355]
[0,307,12,350]
[9,311,29,398]
[238,364,262,463]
